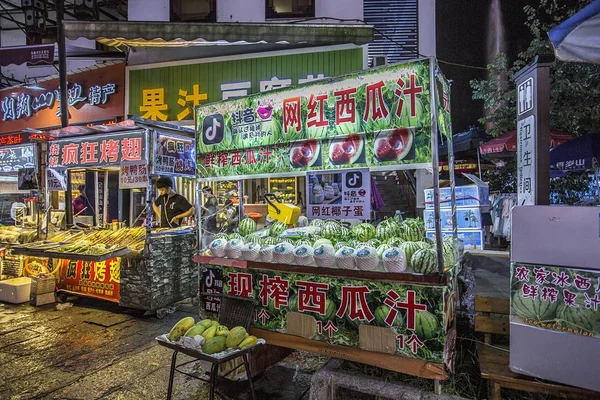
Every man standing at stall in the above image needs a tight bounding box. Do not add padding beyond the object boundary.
[200,186,219,248]
[152,176,194,228]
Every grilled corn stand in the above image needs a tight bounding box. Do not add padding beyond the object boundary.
[195,58,460,391]
[11,118,198,314]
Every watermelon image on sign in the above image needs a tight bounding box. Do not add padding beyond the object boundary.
[289,139,321,168]
[374,128,415,162]
[329,134,365,165]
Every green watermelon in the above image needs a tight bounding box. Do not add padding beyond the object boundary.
[377,244,391,259]
[288,295,298,312]
[415,310,439,341]
[351,223,376,242]
[374,304,403,327]
[316,298,336,321]
[313,238,333,248]
[411,248,438,274]
[557,298,600,332]
[228,233,243,240]
[442,240,457,266]
[555,293,600,332]
[261,236,278,246]
[376,221,399,242]
[334,241,348,251]
[386,237,405,247]
[512,290,559,321]
[400,242,423,268]
[367,239,382,248]
[269,221,287,238]
[421,237,435,246]
[310,219,325,227]
[214,233,229,240]
[401,223,424,241]
[244,235,259,244]
[294,239,312,247]
[239,217,257,236]
[321,221,343,240]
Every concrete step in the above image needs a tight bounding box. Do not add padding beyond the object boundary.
[310,359,467,400]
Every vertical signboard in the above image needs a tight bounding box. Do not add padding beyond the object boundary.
[513,57,552,206]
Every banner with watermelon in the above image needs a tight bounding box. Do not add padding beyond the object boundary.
[204,266,453,363]
[511,263,600,339]
[195,59,453,178]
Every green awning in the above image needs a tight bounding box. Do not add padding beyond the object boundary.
[63,21,374,48]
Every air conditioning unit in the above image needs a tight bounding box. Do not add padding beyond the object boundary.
[373,55,388,67]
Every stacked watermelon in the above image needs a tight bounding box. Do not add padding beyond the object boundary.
[351,223,376,242]
[269,221,287,238]
[321,220,344,241]
[239,218,257,236]
[411,248,438,274]
[399,218,425,241]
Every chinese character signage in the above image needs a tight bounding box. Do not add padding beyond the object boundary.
[128,47,363,122]
[197,60,434,153]
[517,116,535,206]
[154,132,195,177]
[119,161,149,189]
[511,263,600,340]
[0,144,35,173]
[203,266,452,364]
[57,257,121,303]
[196,60,454,178]
[306,168,371,219]
[203,267,224,313]
[47,131,146,168]
[0,62,125,134]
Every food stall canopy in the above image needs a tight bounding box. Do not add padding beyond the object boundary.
[550,133,600,171]
[0,43,125,67]
[548,0,600,64]
[479,129,575,157]
[63,21,374,48]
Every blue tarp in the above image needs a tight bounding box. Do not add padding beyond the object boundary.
[549,134,600,171]
[548,0,600,64]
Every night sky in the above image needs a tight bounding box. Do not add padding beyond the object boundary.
[437,0,536,133]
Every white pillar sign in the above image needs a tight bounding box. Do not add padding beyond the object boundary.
[517,116,535,206]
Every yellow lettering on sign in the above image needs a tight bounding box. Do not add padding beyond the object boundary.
[109,259,121,283]
[140,88,169,121]
[177,84,208,120]
[94,262,106,281]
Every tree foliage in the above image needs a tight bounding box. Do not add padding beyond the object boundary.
[471,0,600,202]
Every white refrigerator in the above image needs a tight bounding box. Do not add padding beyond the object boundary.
[510,206,600,392]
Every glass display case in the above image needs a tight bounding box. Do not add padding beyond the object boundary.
[268,177,297,204]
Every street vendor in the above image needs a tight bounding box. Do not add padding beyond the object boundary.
[222,199,241,233]
[200,186,219,247]
[152,176,194,228]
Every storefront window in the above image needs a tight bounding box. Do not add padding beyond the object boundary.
[171,0,216,22]
[266,0,314,19]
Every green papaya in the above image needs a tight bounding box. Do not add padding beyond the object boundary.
[202,336,227,354]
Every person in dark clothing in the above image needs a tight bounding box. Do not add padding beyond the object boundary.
[72,184,87,215]
[152,176,194,228]
[200,186,219,248]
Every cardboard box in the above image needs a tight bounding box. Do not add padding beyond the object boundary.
[424,207,483,230]
[424,173,489,209]
[31,275,55,295]
[0,277,32,304]
[30,292,55,306]
[426,230,484,250]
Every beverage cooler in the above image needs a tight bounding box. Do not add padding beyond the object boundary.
[510,206,600,392]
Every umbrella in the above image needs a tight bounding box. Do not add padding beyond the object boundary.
[548,0,600,64]
[439,127,491,156]
[479,129,575,157]
[549,134,600,171]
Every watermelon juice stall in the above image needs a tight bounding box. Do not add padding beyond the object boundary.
[194,57,462,392]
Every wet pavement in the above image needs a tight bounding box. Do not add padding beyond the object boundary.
[0,297,319,400]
